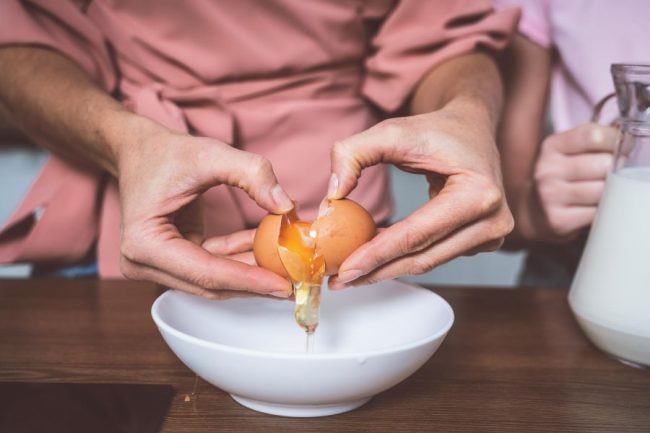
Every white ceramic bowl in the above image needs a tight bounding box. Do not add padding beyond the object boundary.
[151,280,454,417]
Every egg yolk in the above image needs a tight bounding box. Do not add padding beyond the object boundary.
[277,208,325,285]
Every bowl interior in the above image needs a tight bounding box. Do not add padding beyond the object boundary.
[153,280,453,355]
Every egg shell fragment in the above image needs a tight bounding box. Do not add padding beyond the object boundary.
[253,213,289,278]
[252,199,376,277]
[311,199,376,275]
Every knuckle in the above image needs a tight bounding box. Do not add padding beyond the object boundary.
[358,274,380,286]
[496,211,515,238]
[120,233,143,264]
[485,237,505,252]
[536,181,560,206]
[546,209,569,235]
[398,229,430,255]
[119,257,140,280]
[239,155,274,193]
[331,139,356,164]
[586,124,606,144]
[331,140,349,160]
[533,165,551,183]
[377,118,405,139]
[250,155,272,176]
[476,183,503,214]
[541,134,560,152]
[534,155,564,181]
[407,258,435,276]
[331,139,346,155]
[196,288,219,299]
[190,271,217,291]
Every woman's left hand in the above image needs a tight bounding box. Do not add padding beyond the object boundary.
[328,99,514,289]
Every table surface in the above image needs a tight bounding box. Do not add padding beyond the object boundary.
[0,279,648,432]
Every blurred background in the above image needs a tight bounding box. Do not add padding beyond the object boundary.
[0,144,525,285]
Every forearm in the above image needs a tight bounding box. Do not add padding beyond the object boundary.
[0,46,154,176]
[410,52,503,133]
[0,104,25,141]
[497,35,552,244]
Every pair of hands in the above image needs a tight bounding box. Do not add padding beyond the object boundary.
[526,123,618,242]
[118,102,513,298]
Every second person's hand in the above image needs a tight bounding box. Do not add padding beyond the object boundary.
[530,123,618,242]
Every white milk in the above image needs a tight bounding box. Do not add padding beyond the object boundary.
[569,167,650,366]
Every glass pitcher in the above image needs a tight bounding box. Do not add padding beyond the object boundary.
[569,64,650,368]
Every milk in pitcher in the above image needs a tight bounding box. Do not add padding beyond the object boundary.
[569,167,650,366]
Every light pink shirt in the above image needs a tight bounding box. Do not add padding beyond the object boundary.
[495,0,650,129]
[0,0,518,277]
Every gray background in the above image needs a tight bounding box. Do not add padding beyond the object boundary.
[0,144,525,284]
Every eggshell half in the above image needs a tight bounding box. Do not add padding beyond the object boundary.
[252,214,289,278]
[312,199,376,275]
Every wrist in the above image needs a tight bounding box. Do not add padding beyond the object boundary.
[511,182,561,243]
[443,95,499,135]
[100,110,170,177]
[509,182,540,241]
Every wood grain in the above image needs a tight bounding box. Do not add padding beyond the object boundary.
[0,279,648,432]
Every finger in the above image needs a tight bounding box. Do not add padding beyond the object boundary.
[196,140,293,213]
[205,291,290,301]
[202,230,255,256]
[330,212,506,289]
[550,123,618,155]
[562,153,613,181]
[334,175,505,282]
[121,231,292,297]
[124,260,287,300]
[545,206,597,238]
[328,119,406,199]
[122,258,236,300]
[464,238,504,256]
[562,181,605,206]
[227,251,256,266]
[204,291,288,300]
[563,207,597,234]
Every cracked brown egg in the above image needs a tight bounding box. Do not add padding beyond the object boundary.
[253,199,376,277]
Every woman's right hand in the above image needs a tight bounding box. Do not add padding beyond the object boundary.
[530,123,618,242]
[115,116,294,299]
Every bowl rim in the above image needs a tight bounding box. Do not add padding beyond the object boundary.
[151,280,454,360]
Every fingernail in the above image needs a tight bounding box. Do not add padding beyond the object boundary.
[336,269,363,285]
[271,290,291,298]
[327,173,339,199]
[318,198,332,218]
[271,185,293,212]
[329,282,348,291]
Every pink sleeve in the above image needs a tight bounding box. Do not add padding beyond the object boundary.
[0,0,116,90]
[493,0,551,49]
[362,0,520,113]
[0,1,115,265]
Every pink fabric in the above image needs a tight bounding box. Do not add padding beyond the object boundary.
[494,0,650,130]
[0,0,518,278]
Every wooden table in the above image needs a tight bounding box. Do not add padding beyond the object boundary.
[0,279,648,432]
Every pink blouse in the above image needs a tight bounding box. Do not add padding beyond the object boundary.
[495,0,650,130]
[0,0,518,278]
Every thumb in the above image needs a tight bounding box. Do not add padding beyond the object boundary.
[198,140,293,214]
[552,123,618,155]
[329,120,403,199]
